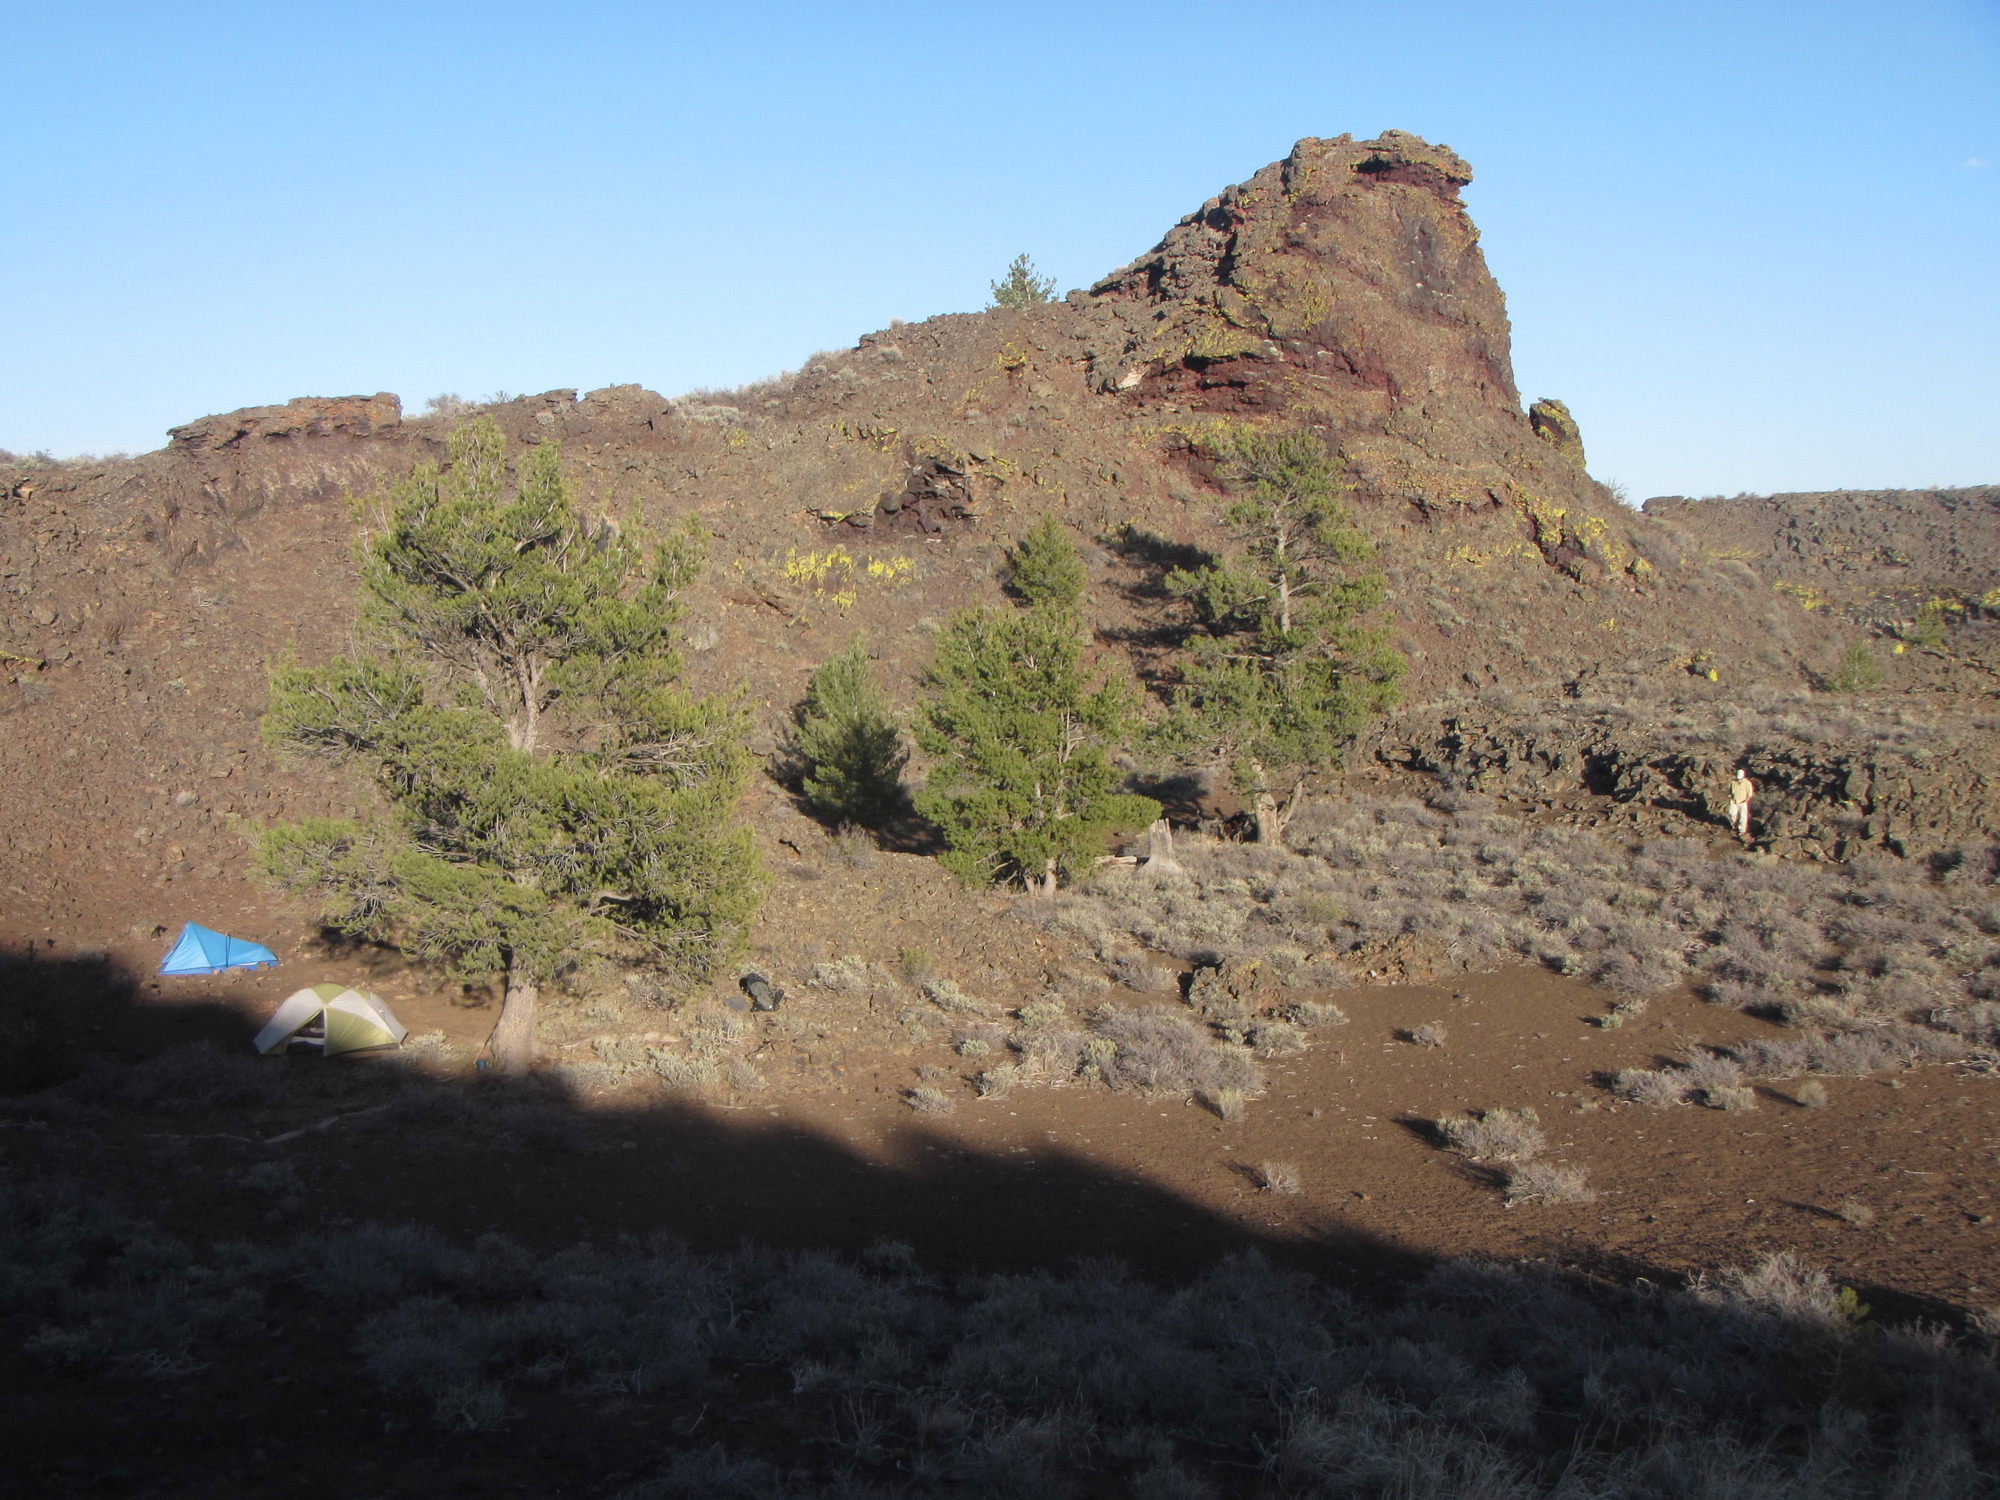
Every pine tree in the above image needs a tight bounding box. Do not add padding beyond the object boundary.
[1155,427,1405,844]
[988,253,1057,310]
[1827,641,1885,692]
[915,526,1156,896]
[1006,515,1089,612]
[796,638,908,829]
[257,417,761,1072]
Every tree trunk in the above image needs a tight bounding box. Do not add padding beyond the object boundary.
[490,970,539,1075]
[1034,857,1060,899]
[1145,818,1183,874]
[1252,791,1284,846]
[1252,776,1309,846]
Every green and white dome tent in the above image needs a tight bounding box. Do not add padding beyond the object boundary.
[254,984,409,1056]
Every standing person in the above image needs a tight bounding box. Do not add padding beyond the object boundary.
[1728,766,1754,844]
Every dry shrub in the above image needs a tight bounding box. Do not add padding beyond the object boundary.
[684,1005,747,1058]
[1728,1037,1812,1077]
[1795,1079,1829,1108]
[1803,1027,1961,1075]
[1014,1028,1086,1084]
[1050,792,1999,1073]
[1934,1001,2000,1044]
[1611,1068,1688,1108]
[1730,1026,1961,1080]
[811,956,872,993]
[653,1053,720,1092]
[1093,1007,1262,1103]
[402,1030,458,1067]
[12,1170,1998,1491]
[1015,995,1068,1031]
[1256,1160,1302,1194]
[1281,1000,1348,1029]
[241,1160,303,1212]
[1597,997,1648,1030]
[1437,1108,1545,1162]
[906,1087,954,1115]
[925,978,998,1017]
[1709,1085,1758,1112]
[589,1034,655,1083]
[1208,1087,1247,1123]
[829,827,877,869]
[1593,948,1683,995]
[952,1032,1000,1064]
[974,1066,1018,1099]
[553,1059,616,1093]
[1970,1307,2000,1349]
[1681,1049,1744,1100]
[1110,952,1180,994]
[1503,1161,1596,1206]
[1247,1020,1307,1055]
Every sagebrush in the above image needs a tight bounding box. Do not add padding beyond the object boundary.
[7,1176,1995,1497]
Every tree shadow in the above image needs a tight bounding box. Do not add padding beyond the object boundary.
[1095,525,1214,654]
[1123,771,1212,825]
[1391,1113,1447,1149]
[757,752,943,858]
[873,813,945,857]
[1109,524,1213,596]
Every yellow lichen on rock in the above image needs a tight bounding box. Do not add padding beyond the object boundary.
[1528,398,1585,466]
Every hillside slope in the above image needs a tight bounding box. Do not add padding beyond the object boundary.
[2,129,1995,975]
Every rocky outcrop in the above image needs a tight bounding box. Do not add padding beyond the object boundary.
[3,395,410,589]
[1644,487,2000,624]
[166,393,403,453]
[1070,134,1606,523]
[1370,695,2000,861]
[1077,131,1505,419]
[1528,399,1585,465]
[1027,128,1683,642]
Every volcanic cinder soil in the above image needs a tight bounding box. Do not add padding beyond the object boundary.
[3,131,1998,1499]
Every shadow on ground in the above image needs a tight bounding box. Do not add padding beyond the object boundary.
[3,943,1420,1285]
[4,945,1995,1500]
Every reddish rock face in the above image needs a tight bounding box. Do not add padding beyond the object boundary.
[1085,131,1510,409]
[167,393,403,454]
[147,394,409,553]
[1073,131,1591,520]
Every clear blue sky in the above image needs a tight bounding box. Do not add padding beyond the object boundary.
[3,1,1994,499]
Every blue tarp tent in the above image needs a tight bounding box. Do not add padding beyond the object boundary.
[158,922,279,976]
